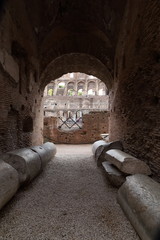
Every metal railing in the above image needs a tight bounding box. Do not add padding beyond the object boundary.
[58,116,83,130]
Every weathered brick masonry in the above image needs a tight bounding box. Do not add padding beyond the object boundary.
[0,1,43,153]
[44,112,109,144]
[109,0,160,181]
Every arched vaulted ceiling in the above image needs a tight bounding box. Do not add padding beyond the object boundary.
[24,0,126,88]
[40,53,113,90]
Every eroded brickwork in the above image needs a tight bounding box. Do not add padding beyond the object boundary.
[109,0,160,181]
[0,1,43,153]
[44,112,109,144]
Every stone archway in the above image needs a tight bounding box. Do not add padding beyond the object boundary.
[40,53,113,91]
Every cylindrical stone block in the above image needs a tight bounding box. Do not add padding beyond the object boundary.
[92,140,106,155]
[92,140,123,166]
[118,174,160,240]
[31,142,56,169]
[105,149,151,175]
[0,160,19,210]
[42,142,57,159]
[3,148,42,185]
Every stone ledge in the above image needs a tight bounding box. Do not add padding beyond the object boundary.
[105,149,151,175]
[117,174,160,240]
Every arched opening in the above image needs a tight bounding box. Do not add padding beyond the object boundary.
[40,53,113,90]
[67,82,75,96]
[1,2,160,239]
[98,82,107,96]
[47,82,55,96]
[43,72,109,143]
[87,81,96,95]
[58,82,65,89]
[77,81,85,96]
[40,52,111,144]
[56,81,66,96]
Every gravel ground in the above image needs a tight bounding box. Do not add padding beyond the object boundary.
[0,144,140,240]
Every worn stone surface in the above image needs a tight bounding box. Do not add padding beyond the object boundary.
[117,174,160,240]
[31,142,56,169]
[30,146,49,169]
[92,140,123,166]
[92,140,107,155]
[42,142,57,156]
[31,146,48,169]
[3,148,42,184]
[0,159,19,210]
[105,149,151,175]
[102,161,126,187]
[41,142,56,166]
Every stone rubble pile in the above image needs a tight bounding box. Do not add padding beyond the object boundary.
[92,140,123,167]
[93,140,160,240]
[92,140,151,187]
[0,142,56,210]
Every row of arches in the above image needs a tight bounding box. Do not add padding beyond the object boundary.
[45,75,108,97]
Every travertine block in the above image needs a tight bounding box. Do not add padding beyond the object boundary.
[42,142,56,158]
[31,142,56,168]
[118,174,160,240]
[3,148,41,185]
[92,140,123,166]
[102,161,126,187]
[92,140,106,155]
[105,149,151,175]
[0,160,19,210]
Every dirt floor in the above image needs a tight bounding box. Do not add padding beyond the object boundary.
[0,144,140,240]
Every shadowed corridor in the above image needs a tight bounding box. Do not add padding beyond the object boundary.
[0,145,139,240]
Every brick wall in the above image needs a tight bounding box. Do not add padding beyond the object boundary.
[0,1,43,153]
[109,0,160,181]
[44,112,109,144]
